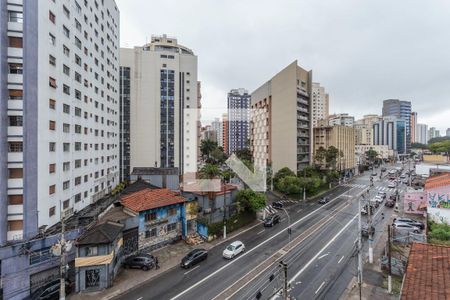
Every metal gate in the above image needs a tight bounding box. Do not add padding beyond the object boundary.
[29,267,59,294]
[122,227,138,255]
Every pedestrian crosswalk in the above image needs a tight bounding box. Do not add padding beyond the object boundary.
[263,199,297,215]
[342,183,403,193]
[342,183,367,189]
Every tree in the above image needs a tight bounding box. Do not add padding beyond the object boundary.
[209,147,227,164]
[273,167,296,185]
[235,148,253,162]
[429,140,450,154]
[200,139,218,161]
[277,176,302,194]
[365,149,379,163]
[198,163,221,179]
[428,136,450,144]
[325,146,339,169]
[236,189,266,213]
[314,147,327,167]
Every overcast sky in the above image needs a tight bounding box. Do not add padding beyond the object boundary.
[116,0,450,133]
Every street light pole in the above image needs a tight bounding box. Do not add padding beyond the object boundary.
[282,207,291,245]
[357,193,364,300]
[59,213,66,300]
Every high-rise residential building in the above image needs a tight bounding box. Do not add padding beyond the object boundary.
[227,88,251,154]
[211,117,223,147]
[120,35,199,175]
[410,112,417,144]
[119,66,131,181]
[251,61,313,173]
[414,124,428,145]
[313,125,356,173]
[354,115,382,146]
[311,83,329,127]
[197,81,202,163]
[428,127,440,140]
[0,0,120,244]
[373,116,406,154]
[201,125,217,143]
[382,99,412,152]
[328,113,354,127]
[222,113,229,154]
[447,128,450,137]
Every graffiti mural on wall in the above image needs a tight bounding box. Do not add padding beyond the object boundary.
[427,191,450,224]
[428,192,450,209]
[403,192,427,214]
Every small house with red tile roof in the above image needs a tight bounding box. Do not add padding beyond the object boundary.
[425,173,450,224]
[121,188,190,251]
[400,242,450,300]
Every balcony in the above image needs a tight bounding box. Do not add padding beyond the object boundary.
[297,88,309,98]
[7,230,23,241]
[297,115,309,121]
[297,98,308,105]
[7,22,22,32]
[297,107,308,113]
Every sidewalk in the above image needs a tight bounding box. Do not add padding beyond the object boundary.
[69,219,261,300]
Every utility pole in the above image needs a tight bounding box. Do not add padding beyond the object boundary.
[279,261,288,300]
[357,194,363,300]
[59,213,66,300]
[387,225,392,293]
[368,193,373,264]
[302,168,306,203]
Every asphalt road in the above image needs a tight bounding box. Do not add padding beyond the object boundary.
[116,163,407,300]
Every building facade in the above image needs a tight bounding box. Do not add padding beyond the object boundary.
[328,113,354,127]
[119,66,131,181]
[355,145,394,165]
[211,117,223,148]
[428,127,440,140]
[447,128,450,137]
[1,0,120,244]
[222,113,229,154]
[120,35,199,175]
[415,123,428,145]
[382,99,412,152]
[227,88,250,154]
[311,83,329,128]
[313,125,356,172]
[251,61,313,173]
[373,116,406,154]
[354,115,382,146]
[410,111,417,144]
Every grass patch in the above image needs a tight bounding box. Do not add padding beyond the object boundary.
[201,212,256,237]
[381,275,403,295]
[428,221,450,244]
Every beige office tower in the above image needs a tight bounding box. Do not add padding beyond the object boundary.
[311,83,329,127]
[354,114,382,145]
[251,61,313,173]
[313,125,356,172]
[120,35,199,175]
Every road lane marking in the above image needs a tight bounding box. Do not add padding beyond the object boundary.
[289,213,358,284]
[296,209,303,213]
[170,187,360,300]
[136,297,143,300]
[315,281,326,294]
[183,265,200,275]
[257,230,265,235]
[338,255,345,264]
[317,253,329,260]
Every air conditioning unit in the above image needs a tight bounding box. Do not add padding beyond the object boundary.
[203,208,211,214]
[62,207,74,219]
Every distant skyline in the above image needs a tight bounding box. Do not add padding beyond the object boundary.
[116,0,450,133]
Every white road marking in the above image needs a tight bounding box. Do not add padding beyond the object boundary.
[183,265,200,275]
[289,213,358,284]
[317,253,329,260]
[338,255,345,264]
[296,209,303,213]
[257,230,265,235]
[136,297,143,300]
[171,187,360,300]
[281,218,286,222]
[315,281,326,294]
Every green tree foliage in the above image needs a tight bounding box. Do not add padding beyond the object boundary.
[276,176,302,194]
[273,167,296,186]
[236,189,267,213]
[428,136,450,145]
[314,146,327,166]
[200,139,218,160]
[429,140,450,154]
[235,148,253,162]
[428,221,450,242]
[198,163,222,179]
[325,146,339,169]
[411,142,428,149]
[365,149,379,163]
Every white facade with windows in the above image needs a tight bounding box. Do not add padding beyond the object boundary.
[311,83,329,128]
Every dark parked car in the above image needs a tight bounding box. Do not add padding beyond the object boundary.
[123,254,156,271]
[381,167,387,172]
[385,199,395,208]
[180,249,208,268]
[26,279,74,300]
[264,214,281,227]
[318,196,330,204]
[272,201,283,209]
[389,194,397,201]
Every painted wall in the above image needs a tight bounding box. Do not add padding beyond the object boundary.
[427,186,450,224]
[403,191,427,214]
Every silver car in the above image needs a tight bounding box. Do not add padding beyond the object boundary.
[393,222,421,233]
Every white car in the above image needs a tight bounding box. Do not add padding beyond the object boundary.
[223,241,245,259]
[374,195,383,204]
[388,182,396,188]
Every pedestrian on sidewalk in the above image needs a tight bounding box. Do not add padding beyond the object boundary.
[155,256,160,270]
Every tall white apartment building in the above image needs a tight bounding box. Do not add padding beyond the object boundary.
[211,117,223,147]
[120,35,199,175]
[415,124,428,145]
[311,83,329,127]
[328,113,354,127]
[0,0,120,243]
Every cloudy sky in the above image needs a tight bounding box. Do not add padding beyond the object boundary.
[116,0,450,133]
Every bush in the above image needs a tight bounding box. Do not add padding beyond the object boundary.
[277,176,302,194]
[204,212,256,237]
[236,189,267,213]
[428,221,450,241]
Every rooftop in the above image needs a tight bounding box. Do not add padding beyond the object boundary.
[425,173,450,190]
[401,243,450,300]
[121,188,186,212]
[131,167,179,176]
[77,221,124,246]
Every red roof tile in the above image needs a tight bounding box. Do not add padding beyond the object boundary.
[120,188,185,212]
[425,173,450,190]
[401,243,450,300]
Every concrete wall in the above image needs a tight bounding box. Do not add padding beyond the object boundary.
[427,186,450,224]
[129,174,180,190]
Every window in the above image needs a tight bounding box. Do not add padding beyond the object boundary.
[63,143,70,151]
[8,168,23,178]
[9,63,23,74]
[75,193,81,203]
[75,54,81,66]
[49,120,56,130]
[63,64,70,76]
[85,269,100,288]
[85,246,98,256]
[75,107,82,116]
[8,36,22,48]
[74,142,81,150]
[75,19,82,31]
[8,11,23,23]
[63,180,70,190]
[49,184,56,195]
[49,55,56,66]
[8,220,23,232]
[49,164,56,173]
[49,11,55,23]
[63,84,70,95]
[63,162,70,171]
[144,212,157,222]
[49,206,56,217]
[167,223,177,232]
[75,159,81,168]
[63,104,70,113]
[49,142,56,152]
[168,207,177,216]
[145,228,157,238]
[49,77,57,88]
[63,26,70,38]
[8,195,23,205]
[75,89,81,100]
[8,142,23,152]
[63,5,70,18]
[49,33,56,45]
[8,116,23,126]
[75,125,82,134]
[75,176,81,185]
[63,45,70,56]
[75,72,81,83]
[75,37,82,49]
[29,247,52,265]
[63,123,70,133]
[8,89,22,100]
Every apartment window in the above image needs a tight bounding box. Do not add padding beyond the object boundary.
[49,77,57,88]
[75,125,82,134]
[63,199,70,209]
[63,84,70,95]
[63,64,70,76]
[63,143,70,151]
[84,246,98,257]
[49,55,56,66]
[75,19,81,31]
[75,107,82,116]
[29,247,51,265]
[75,37,82,49]
[8,89,22,100]
[8,11,23,23]
[145,228,157,238]
[9,63,23,74]
[75,72,81,83]
[49,120,56,130]
[75,54,81,66]
[8,142,23,152]
[63,181,70,190]
[63,5,70,18]
[49,11,56,23]
[75,193,81,203]
[168,207,177,216]
[49,164,56,173]
[74,142,81,150]
[63,104,70,114]
[8,220,23,231]
[8,168,23,178]
[49,206,56,217]
[145,213,157,222]
[48,99,56,109]
[49,142,56,152]
[63,26,70,38]
[63,45,70,56]
[8,195,23,205]
[75,159,81,168]
[8,36,22,48]
[49,185,56,194]
[8,116,23,126]
[62,162,70,171]
[75,176,81,185]
[49,33,56,45]
[63,123,70,133]
[75,89,81,100]
[167,223,177,232]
